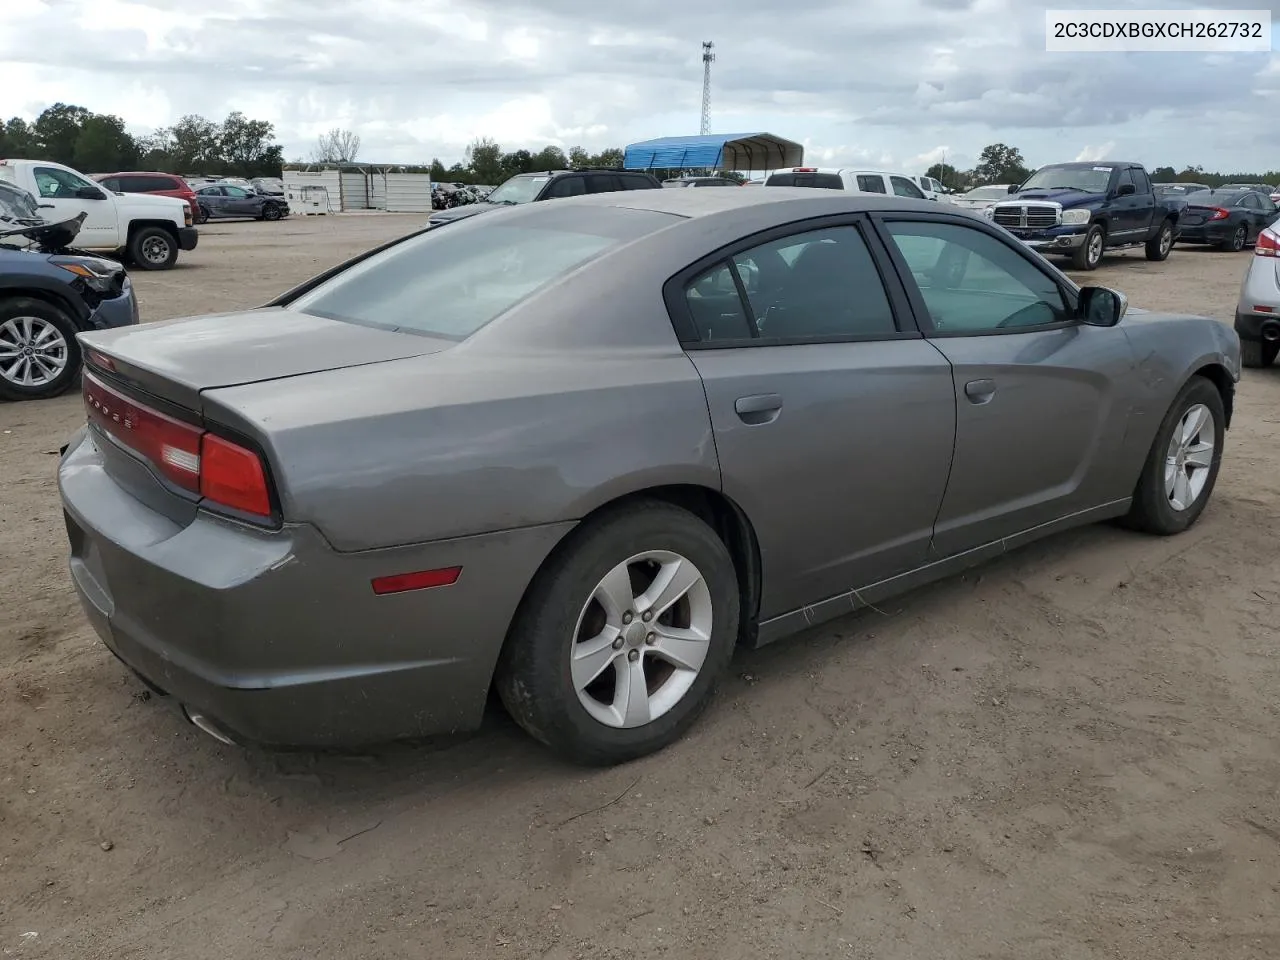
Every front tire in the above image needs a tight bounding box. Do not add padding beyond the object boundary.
[1124,376,1225,536]
[1071,224,1105,271]
[262,203,284,221]
[496,500,740,765]
[127,226,178,270]
[0,297,81,401]
[1145,220,1174,261]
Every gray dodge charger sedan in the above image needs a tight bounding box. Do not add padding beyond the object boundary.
[58,189,1241,765]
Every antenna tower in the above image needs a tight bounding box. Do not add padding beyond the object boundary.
[700,41,715,135]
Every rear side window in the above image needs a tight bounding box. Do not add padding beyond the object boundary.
[623,175,660,190]
[856,175,887,194]
[545,176,585,198]
[289,207,675,340]
[765,172,845,190]
[587,175,621,194]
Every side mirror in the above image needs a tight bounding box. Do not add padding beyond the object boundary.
[76,185,104,200]
[1078,286,1127,327]
[1115,183,1136,197]
[1007,184,1020,194]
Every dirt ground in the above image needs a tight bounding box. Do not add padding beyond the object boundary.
[3,214,1280,960]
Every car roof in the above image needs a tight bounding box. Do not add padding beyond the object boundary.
[1041,161,1142,168]
[530,186,950,220]
[94,171,182,178]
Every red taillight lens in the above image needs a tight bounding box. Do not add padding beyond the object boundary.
[1256,229,1278,257]
[83,371,273,520]
[1209,207,1230,221]
[200,433,272,518]
[83,371,202,492]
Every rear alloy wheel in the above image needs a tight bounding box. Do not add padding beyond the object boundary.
[196,204,210,224]
[1145,220,1174,261]
[0,298,80,401]
[497,501,739,765]
[1223,224,1248,252]
[1071,224,1105,271]
[1124,376,1224,535]
[128,226,178,270]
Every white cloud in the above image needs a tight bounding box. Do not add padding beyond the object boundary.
[1,0,1277,171]
[1075,142,1117,162]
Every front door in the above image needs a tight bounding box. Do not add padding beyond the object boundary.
[875,215,1135,558]
[31,165,120,249]
[677,218,957,619]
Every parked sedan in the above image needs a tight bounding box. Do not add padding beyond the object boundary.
[1175,189,1279,251]
[1,184,138,399]
[950,184,1012,212]
[1234,223,1280,368]
[58,190,1239,764]
[193,184,288,223]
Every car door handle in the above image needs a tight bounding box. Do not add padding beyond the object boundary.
[964,379,996,404]
[734,393,783,424]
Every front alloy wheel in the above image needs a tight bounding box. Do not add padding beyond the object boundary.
[497,501,739,765]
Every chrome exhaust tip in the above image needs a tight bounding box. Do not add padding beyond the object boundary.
[182,706,237,745]
[1262,320,1280,343]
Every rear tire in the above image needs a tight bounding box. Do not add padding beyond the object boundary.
[196,205,210,224]
[1145,220,1174,261]
[496,500,740,765]
[0,297,81,401]
[127,226,178,271]
[1241,339,1278,369]
[1123,376,1224,536]
[1071,224,1105,270]
[1221,224,1247,252]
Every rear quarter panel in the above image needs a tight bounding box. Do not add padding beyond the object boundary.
[1112,311,1240,486]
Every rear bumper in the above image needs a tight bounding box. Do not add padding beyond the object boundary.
[1234,309,1280,343]
[58,426,574,748]
[1176,224,1231,244]
[178,227,199,251]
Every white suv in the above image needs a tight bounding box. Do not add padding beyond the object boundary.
[763,167,931,200]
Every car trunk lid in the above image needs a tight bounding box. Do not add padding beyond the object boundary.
[79,306,449,414]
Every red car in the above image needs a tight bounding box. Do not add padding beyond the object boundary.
[94,172,200,220]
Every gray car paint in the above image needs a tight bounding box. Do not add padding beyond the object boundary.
[59,188,1240,747]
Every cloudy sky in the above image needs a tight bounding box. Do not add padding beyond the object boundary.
[3,0,1278,173]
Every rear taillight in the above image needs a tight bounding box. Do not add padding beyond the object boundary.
[1208,207,1230,221]
[1256,229,1278,257]
[82,371,273,521]
[200,434,271,517]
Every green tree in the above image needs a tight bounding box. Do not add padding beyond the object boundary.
[33,103,92,165]
[568,146,591,168]
[466,137,504,184]
[166,114,222,172]
[973,143,1029,185]
[220,111,282,176]
[925,162,963,190]
[500,148,533,178]
[1149,165,1177,183]
[0,118,38,157]
[429,158,448,180]
[527,146,568,171]
[73,114,138,172]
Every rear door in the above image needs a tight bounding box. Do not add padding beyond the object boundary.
[874,214,1136,558]
[668,215,957,619]
[223,186,260,216]
[197,186,227,216]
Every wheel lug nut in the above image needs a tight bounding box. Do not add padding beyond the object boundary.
[641,610,653,622]
[612,636,624,650]
[646,633,656,645]
[622,612,633,624]
[627,649,640,662]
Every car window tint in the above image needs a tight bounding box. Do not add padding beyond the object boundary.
[765,172,844,189]
[1116,168,1134,192]
[885,220,1069,332]
[545,176,585,198]
[33,166,93,198]
[290,208,674,340]
[891,176,925,199]
[99,178,121,191]
[1131,167,1152,194]
[856,174,887,194]
[587,175,621,194]
[1241,193,1260,209]
[682,263,754,341]
[726,225,897,339]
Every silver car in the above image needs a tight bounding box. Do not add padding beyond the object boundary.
[1235,222,1280,367]
[58,189,1240,765]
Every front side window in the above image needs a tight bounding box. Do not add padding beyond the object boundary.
[544,176,585,199]
[885,220,1069,332]
[891,176,925,199]
[290,207,673,340]
[224,186,252,198]
[684,224,898,342]
[33,166,95,199]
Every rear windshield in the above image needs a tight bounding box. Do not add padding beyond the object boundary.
[288,207,676,340]
[765,172,845,190]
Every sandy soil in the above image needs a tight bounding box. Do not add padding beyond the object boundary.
[2,215,1279,960]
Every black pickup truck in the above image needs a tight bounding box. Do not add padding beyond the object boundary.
[987,162,1184,271]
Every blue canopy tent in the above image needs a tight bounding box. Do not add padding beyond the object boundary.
[622,133,804,174]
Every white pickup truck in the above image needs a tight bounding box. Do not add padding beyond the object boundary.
[0,159,197,270]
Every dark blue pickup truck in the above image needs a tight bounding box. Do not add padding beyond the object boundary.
[987,162,1184,271]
